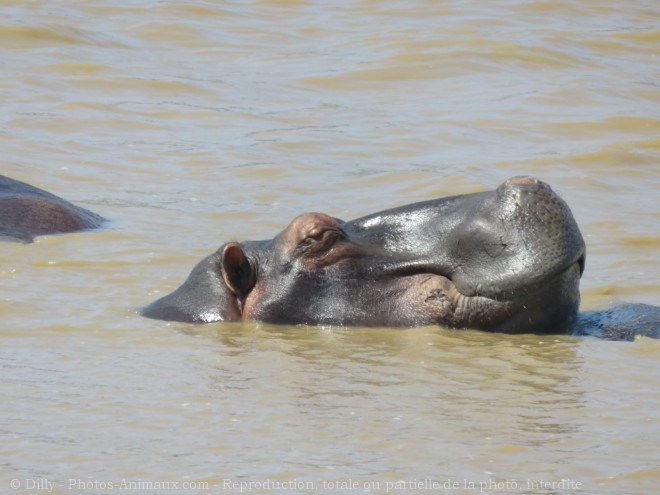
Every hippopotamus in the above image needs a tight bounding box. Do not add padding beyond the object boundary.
[142,176,659,341]
[0,175,105,243]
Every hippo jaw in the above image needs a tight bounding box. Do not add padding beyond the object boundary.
[396,259,583,332]
[442,177,586,331]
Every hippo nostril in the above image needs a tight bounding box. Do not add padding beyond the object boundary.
[497,176,550,203]
[506,176,541,186]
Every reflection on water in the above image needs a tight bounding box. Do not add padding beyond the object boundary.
[1,0,659,493]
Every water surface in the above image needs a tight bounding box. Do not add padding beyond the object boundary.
[1,1,659,494]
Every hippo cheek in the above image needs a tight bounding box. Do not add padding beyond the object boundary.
[393,274,516,329]
[396,259,581,332]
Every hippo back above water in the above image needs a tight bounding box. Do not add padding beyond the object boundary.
[0,175,105,243]
[144,177,593,333]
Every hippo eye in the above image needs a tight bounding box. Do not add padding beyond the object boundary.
[299,228,341,254]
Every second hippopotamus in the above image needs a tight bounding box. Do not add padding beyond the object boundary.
[0,175,104,243]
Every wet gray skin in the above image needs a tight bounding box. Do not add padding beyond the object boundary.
[142,176,588,333]
[0,175,105,243]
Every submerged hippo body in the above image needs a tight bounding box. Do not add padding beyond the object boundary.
[0,175,104,243]
[571,303,659,341]
[144,177,594,333]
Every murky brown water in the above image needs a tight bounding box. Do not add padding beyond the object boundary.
[2,1,659,494]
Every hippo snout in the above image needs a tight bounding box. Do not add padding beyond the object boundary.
[448,176,585,299]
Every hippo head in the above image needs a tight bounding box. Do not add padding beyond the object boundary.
[142,177,586,333]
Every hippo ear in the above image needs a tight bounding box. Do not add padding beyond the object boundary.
[221,242,256,298]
